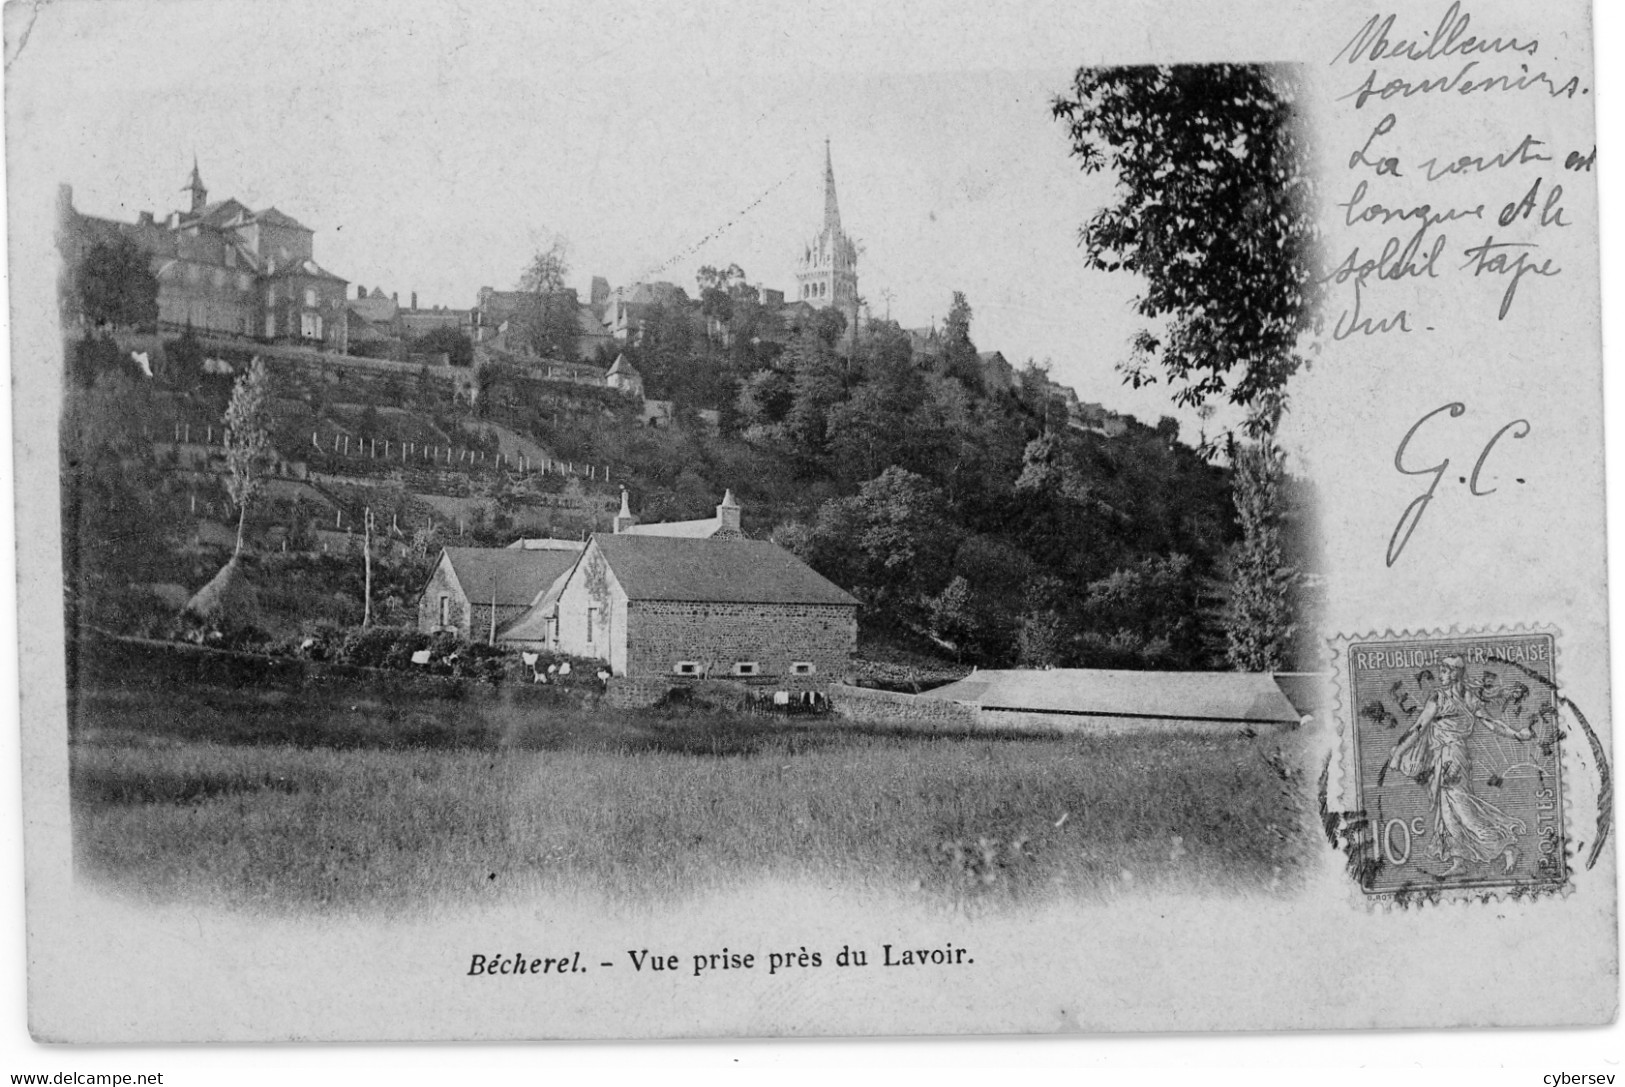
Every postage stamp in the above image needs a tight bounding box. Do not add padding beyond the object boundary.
[1338,630,1567,898]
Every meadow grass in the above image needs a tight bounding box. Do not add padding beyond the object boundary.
[70,675,1313,914]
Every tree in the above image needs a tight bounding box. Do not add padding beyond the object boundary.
[74,236,159,331]
[697,263,745,345]
[472,356,513,417]
[736,368,793,431]
[938,291,984,394]
[416,326,474,367]
[1052,64,1318,418]
[782,330,846,456]
[1222,441,1298,671]
[515,238,579,360]
[1054,63,1317,670]
[222,357,275,557]
[164,328,206,390]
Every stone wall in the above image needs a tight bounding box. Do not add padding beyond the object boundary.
[417,559,468,637]
[624,601,856,682]
[826,684,979,732]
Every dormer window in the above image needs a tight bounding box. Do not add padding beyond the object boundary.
[791,662,815,676]
[732,661,759,677]
[673,662,700,676]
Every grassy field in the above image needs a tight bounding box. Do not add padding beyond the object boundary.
[70,672,1314,914]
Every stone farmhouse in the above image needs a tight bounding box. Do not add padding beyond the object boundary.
[417,540,583,643]
[475,491,858,682]
[550,531,858,682]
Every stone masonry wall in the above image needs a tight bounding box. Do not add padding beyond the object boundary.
[826,684,980,732]
[624,601,856,682]
[417,561,469,637]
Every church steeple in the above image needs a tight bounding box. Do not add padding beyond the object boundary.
[823,139,841,235]
[795,141,859,332]
[184,156,207,213]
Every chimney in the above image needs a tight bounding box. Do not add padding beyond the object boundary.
[613,487,636,534]
[716,489,740,534]
[411,291,418,310]
[392,292,399,306]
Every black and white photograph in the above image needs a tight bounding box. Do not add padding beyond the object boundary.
[2,0,1619,1068]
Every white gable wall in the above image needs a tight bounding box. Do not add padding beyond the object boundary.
[554,538,629,671]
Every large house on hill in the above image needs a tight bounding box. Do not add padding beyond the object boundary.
[59,162,350,350]
[472,287,612,361]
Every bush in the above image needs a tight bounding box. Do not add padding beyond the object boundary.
[69,335,131,387]
[415,328,474,368]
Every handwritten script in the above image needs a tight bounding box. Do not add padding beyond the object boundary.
[1325,2,1592,341]
[1325,5,1592,565]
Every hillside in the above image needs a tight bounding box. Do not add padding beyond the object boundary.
[61,304,1318,672]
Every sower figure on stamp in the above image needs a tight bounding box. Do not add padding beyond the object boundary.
[1384,655,1536,876]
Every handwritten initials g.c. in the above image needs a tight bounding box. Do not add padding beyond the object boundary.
[1387,403,1530,567]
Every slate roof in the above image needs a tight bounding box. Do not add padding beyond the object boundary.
[623,281,689,307]
[918,669,1302,725]
[1272,672,1330,719]
[621,517,723,539]
[268,256,346,282]
[249,206,312,231]
[440,547,580,609]
[497,568,576,642]
[349,294,398,324]
[590,534,856,606]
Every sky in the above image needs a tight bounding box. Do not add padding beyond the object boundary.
[6,0,1251,436]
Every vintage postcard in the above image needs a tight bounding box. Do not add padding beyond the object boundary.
[5,0,1615,1044]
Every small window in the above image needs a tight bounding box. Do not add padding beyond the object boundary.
[673,662,699,676]
[586,606,598,643]
[791,662,816,676]
[304,287,318,308]
[438,594,449,627]
[733,661,759,677]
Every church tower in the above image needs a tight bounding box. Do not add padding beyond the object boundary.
[794,141,859,337]
[184,157,208,214]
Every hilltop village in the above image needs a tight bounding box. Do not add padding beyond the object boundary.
[58,146,1316,713]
